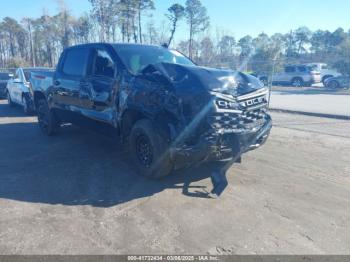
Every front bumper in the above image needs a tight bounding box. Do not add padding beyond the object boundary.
[171,115,272,168]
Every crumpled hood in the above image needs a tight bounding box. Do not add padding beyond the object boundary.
[151,62,264,97]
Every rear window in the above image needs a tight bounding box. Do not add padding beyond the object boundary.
[62,48,90,76]
[0,73,10,80]
[23,69,49,82]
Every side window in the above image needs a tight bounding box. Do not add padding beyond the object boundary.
[14,69,20,80]
[285,66,295,73]
[321,65,328,70]
[297,66,307,72]
[92,49,116,78]
[62,48,90,77]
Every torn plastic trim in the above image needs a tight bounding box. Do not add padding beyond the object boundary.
[170,115,272,165]
[209,116,272,197]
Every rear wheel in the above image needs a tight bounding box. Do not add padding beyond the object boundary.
[37,99,59,136]
[291,78,304,87]
[327,80,340,89]
[129,119,173,179]
[7,90,14,107]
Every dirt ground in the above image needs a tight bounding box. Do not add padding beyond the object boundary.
[0,99,349,255]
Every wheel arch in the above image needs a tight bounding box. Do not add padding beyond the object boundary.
[121,109,177,142]
[322,75,333,83]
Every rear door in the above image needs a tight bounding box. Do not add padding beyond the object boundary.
[284,66,297,83]
[10,69,24,103]
[53,47,91,113]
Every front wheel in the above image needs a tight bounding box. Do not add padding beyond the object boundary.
[37,99,59,136]
[291,78,304,87]
[327,80,340,89]
[129,119,173,179]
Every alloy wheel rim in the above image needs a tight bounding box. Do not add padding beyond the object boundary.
[136,134,153,167]
[330,81,338,89]
[293,80,301,87]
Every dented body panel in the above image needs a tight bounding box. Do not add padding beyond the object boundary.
[30,43,272,169]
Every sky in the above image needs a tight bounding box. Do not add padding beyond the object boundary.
[1,0,350,41]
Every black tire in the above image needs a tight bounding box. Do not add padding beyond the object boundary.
[37,99,59,136]
[327,80,340,89]
[291,77,304,87]
[129,119,173,179]
[22,94,31,115]
[7,90,14,107]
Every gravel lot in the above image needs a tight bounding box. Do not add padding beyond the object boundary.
[0,99,349,255]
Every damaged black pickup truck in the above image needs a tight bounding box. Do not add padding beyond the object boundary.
[30,43,272,183]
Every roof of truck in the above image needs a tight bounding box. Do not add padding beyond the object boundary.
[65,43,165,50]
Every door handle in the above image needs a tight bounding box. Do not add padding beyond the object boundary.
[54,80,60,86]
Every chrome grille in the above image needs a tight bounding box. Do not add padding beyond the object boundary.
[208,92,268,132]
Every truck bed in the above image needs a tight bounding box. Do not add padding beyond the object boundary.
[30,71,54,93]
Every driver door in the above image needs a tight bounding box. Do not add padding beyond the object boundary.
[80,47,118,123]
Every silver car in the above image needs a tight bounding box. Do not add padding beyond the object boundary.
[306,63,341,85]
[324,76,350,89]
[271,65,321,87]
[6,67,50,114]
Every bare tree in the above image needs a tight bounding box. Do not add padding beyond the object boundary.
[166,3,185,47]
[21,18,35,66]
[185,0,209,59]
[135,0,154,43]
[89,0,119,41]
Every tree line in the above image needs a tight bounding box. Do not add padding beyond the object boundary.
[1,0,350,75]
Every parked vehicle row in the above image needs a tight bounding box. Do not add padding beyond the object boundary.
[259,64,321,87]
[258,63,343,88]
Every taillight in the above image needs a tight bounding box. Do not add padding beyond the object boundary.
[35,75,46,79]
